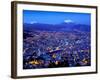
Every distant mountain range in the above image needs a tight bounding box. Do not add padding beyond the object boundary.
[23,22,90,32]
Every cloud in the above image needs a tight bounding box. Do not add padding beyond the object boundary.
[30,21,37,24]
[64,19,73,23]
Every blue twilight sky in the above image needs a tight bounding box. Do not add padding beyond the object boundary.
[23,10,91,25]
